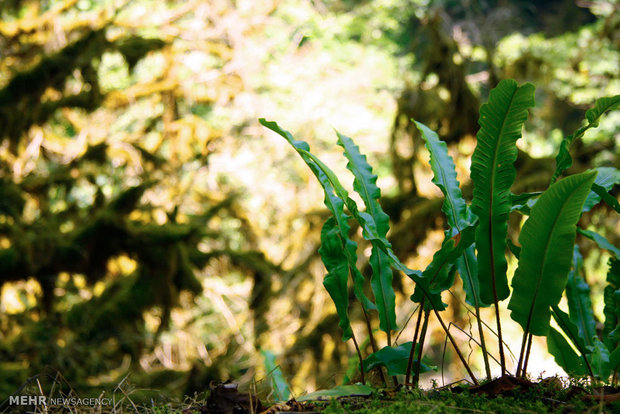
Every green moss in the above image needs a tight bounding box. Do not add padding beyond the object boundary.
[318,386,618,413]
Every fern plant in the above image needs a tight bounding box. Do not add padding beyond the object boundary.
[261,80,620,386]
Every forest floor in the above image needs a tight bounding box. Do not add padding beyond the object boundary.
[176,376,620,414]
[5,376,620,413]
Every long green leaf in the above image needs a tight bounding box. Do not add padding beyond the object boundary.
[591,184,620,214]
[551,305,595,379]
[319,217,353,341]
[578,228,620,259]
[471,79,535,304]
[260,119,375,311]
[551,305,587,353]
[368,247,396,334]
[508,170,597,336]
[415,121,485,308]
[547,327,588,377]
[565,245,596,347]
[348,249,376,311]
[415,121,469,229]
[583,167,620,212]
[337,131,396,334]
[552,95,620,183]
[455,246,485,307]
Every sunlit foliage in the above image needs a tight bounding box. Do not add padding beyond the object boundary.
[0,0,618,402]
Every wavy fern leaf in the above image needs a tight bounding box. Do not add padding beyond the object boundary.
[337,132,396,334]
[301,138,443,311]
[261,119,443,315]
[552,95,620,183]
[260,119,375,312]
[336,132,390,239]
[415,121,468,228]
[565,245,596,347]
[319,217,354,341]
[411,225,476,308]
[415,121,485,308]
[471,79,535,304]
[508,170,597,336]
[368,248,396,333]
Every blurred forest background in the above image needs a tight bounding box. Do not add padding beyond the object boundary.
[0,0,619,403]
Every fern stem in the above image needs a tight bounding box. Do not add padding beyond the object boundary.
[516,279,540,377]
[492,286,507,376]
[522,333,533,376]
[405,300,424,385]
[432,307,479,385]
[413,309,431,387]
[362,306,387,386]
[475,303,492,381]
[461,251,492,380]
[351,331,365,385]
[516,330,528,377]
[396,303,420,344]
[580,345,596,380]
